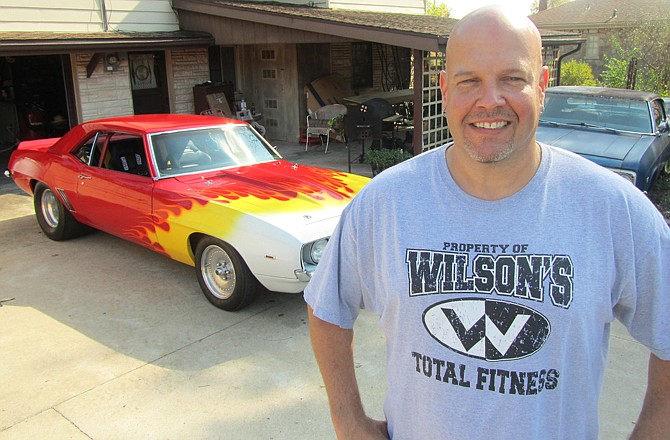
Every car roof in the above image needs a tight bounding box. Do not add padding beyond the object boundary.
[547,86,660,102]
[79,114,242,135]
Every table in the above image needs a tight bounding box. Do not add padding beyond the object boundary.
[342,89,414,106]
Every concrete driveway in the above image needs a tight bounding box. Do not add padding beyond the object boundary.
[0,142,653,439]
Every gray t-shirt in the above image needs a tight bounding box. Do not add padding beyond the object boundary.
[304,143,670,439]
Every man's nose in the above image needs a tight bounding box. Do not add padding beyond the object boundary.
[477,81,506,108]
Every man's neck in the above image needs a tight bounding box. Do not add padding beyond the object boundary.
[445,142,542,201]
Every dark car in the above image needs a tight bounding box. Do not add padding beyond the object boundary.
[537,86,670,191]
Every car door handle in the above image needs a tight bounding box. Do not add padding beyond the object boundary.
[78,174,92,179]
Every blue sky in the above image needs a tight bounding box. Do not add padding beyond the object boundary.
[440,0,536,18]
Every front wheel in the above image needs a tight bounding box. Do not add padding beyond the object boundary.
[195,237,257,311]
[33,182,87,241]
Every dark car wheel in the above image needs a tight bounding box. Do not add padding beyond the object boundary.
[33,182,87,241]
[195,237,257,311]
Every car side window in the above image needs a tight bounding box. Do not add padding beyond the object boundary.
[102,133,150,177]
[651,100,666,130]
[72,132,105,166]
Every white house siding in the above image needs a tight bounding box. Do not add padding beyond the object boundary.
[0,0,179,32]
[170,48,210,114]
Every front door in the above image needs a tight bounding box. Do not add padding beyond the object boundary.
[129,51,170,114]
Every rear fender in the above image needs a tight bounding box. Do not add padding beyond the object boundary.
[16,138,60,152]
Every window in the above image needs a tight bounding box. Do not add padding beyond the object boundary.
[72,132,105,166]
[352,43,373,89]
[584,35,600,60]
[261,50,276,60]
[103,133,149,176]
[262,69,277,80]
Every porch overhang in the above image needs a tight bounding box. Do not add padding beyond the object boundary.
[173,0,453,52]
[0,30,214,57]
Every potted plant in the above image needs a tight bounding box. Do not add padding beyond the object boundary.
[364,148,412,176]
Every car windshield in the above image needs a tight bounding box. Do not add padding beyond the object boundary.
[541,93,653,134]
[149,124,281,178]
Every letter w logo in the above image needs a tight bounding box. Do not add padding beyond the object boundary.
[423,299,550,361]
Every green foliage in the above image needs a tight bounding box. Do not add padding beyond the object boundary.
[560,60,597,86]
[426,0,450,17]
[600,38,637,89]
[600,25,670,96]
[364,148,412,176]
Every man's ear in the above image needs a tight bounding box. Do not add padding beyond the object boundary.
[538,66,550,107]
[540,66,549,91]
[439,70,448,106]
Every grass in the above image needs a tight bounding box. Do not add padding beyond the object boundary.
[648,172,670,220]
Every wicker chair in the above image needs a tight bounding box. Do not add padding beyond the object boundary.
[305,104,347,153]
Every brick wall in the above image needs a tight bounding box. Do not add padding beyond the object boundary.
[75,53,134,121]
[170,48,210,114]
[74,48,210,121]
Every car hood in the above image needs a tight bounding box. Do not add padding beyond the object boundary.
[171,160,368,235]
[536,124,649,161]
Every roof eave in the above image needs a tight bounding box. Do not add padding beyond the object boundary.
[0,33,214,56]
[172,0,448,52]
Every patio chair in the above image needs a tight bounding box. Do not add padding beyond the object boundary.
[305,104,347,153]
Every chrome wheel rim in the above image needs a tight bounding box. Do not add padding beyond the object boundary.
[41,189,60,229]
[200,244,236,300]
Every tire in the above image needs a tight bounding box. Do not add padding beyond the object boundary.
[33,182,87,241]
[664,160,670,175]
[194,237,257,311]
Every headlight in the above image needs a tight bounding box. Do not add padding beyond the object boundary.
[607,168,636,185]
[303,238,329,265]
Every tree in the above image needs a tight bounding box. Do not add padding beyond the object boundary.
[600,22,670,96]
[426,0,450,17]
[617,20,670,96]
[560,60,597,86]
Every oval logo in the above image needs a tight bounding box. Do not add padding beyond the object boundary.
[423,298,550,361]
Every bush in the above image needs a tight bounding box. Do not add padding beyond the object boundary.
[364,148,412,176]
[560,60,597,86]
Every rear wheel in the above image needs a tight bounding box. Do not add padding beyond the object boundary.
[33,182,87,241]
[195,237,257,311]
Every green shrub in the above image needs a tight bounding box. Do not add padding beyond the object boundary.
[560,60,597,86]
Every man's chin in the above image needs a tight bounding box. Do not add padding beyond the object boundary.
[462,140,515,164]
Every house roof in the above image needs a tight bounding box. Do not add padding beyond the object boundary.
[530,0,670,29]
[0,30,214,56]
[173,0,582,52]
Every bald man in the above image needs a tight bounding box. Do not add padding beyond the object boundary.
[306,6,670,439]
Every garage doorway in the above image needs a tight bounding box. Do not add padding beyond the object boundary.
[0,54,74,149]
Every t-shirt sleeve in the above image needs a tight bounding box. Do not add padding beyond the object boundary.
[304,204,363,330]
[614,211,670,360]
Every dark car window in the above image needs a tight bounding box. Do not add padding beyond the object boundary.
[101,133,150,177]
[651,99,665,130]
[542,93,653,133]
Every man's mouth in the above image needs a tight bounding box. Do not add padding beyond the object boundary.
[471,121,509,129]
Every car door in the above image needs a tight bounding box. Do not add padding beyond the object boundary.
[74,131,157,246]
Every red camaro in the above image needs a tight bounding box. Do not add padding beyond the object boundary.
[6,114,369,311]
